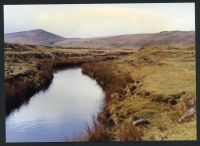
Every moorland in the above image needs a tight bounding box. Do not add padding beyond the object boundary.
[4,29,196,141]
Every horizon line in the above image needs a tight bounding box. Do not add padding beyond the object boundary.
[4,28,195,39]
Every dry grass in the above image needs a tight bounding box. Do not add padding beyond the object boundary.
[82,62,133,101]
[5,43,133,116]
[5,77,34,114]
[4,43,196,141]
[115,125,142,141]
[82,46,196,141]
[5,63,53,115]
[86,116,108,142]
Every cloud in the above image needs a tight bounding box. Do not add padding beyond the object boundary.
[4,3,195,38]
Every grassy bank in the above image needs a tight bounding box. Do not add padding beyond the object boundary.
[5,43,134,116]
[81,46,196,141]
[5,64,53,115]
[4,43,196,141]
[82,62,143,141]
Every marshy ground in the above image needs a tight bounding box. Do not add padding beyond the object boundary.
[5,43,196,141]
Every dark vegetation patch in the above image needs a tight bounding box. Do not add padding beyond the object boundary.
[5,65,53,115]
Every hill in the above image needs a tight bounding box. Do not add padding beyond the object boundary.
[54,31,195,49]
[5,30,195,49]
[4,29,66,46]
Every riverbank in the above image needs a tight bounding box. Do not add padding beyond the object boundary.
[81,46,196,141]
[5,64,53,115]
[5,43,134,116]
[6,68,105,142]
[5,43,196,141]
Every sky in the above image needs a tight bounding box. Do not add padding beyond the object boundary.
[4,3,195,38]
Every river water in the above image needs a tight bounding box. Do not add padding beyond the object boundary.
[6,68,104,142]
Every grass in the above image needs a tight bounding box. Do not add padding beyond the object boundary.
[78,115,142,141]
[86,116,108,141]
[5,43,133,116]
[5,43,196,141]
[5,77,34,115]
[114,125,142,141]
[81,46,196,141]
[82,62,133,101]
[5,63,53,115]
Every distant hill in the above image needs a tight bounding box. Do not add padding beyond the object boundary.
[4,29,66,46]
[5,29,195,49]
[54,31,195,49]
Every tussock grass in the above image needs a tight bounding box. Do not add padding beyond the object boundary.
[86,116,108,141]
[5,63,53,115]
[82,62,133,101]
[82,46,196,141]
[81,62,145,141]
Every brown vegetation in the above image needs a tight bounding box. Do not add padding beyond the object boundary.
[82,62,133,101]
[5,63,53,115]
[115,125,142,141]
[81,46,196,141]
[81,62,144,141]
[86,116,108,142]
[5,43,134,116]
[4,43,196,141]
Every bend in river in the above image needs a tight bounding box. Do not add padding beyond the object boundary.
[6,67,105,142]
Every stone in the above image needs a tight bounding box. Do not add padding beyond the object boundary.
[132,118,150,126]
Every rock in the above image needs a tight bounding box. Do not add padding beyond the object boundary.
[132,118,150,126]
[185,97,196,107]
[178,107,195,123]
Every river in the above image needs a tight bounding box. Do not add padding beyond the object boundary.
[6,67,104,142]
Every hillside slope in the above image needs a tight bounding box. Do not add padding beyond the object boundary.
[54,31,195,49]
[4,29,66,46]
[5,30,195,49]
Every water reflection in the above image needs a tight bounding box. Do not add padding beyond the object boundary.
[6,68,104,142]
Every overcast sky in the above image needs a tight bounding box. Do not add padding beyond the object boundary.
[4,3,195,38]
